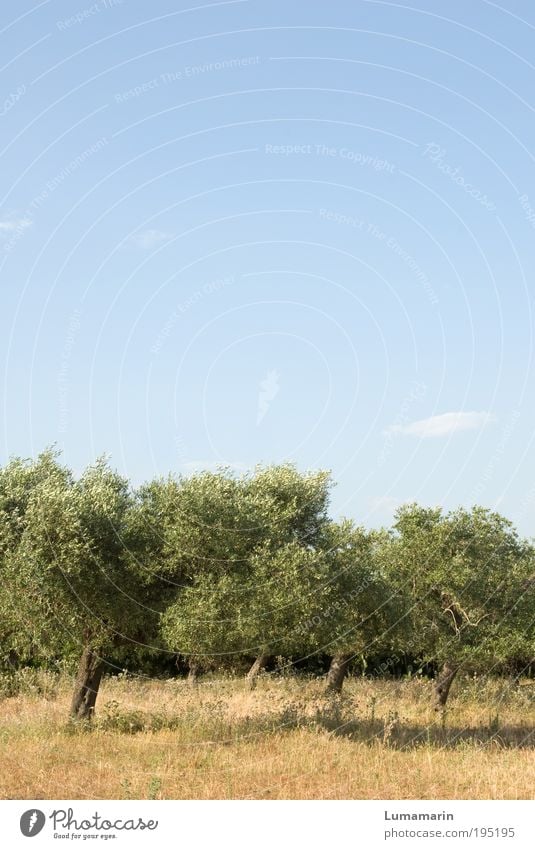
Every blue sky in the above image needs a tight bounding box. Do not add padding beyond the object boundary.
[1,0,534,534]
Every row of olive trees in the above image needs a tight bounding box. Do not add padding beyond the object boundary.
[0,450,533,720]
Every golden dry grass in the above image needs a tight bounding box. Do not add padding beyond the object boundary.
[0,673,533,800]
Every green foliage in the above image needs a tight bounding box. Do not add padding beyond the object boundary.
[383,503,535,671]
[0,451,161,665]
[160,468,392,666]
[159,464,335,660]
[301,521,398,657]
[0,451,532,682]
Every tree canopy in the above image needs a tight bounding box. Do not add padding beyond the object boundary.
[0,452,533,715]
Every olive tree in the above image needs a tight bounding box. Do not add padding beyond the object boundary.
[305,521,396,694]
[160,464,333,682]
[2,451,161,719]
[384,504,535,709]
[161,539,334,683]
[0,450,72,668]
[161,512,392,695]
[241,464,332,680]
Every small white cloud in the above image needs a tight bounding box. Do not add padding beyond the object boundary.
[369,495,401,513]
[129,228,172,249]
[0,217,32,235]
[386,411,495,439]
[257,369,280,425]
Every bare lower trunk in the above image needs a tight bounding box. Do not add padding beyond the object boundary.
[246,654,270,689]
[433,661,458,710]
[70,646,104,720]
[326,653,351,693]
[187,658,200,685]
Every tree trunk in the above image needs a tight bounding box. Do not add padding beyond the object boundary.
[187,658,200,685]
[433,661,458,710]
[326,653,351,693]
[7,649,19,669]
[246,654,270,689]
[70,646,104,720]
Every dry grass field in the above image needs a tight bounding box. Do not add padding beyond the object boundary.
[0,672,534,800]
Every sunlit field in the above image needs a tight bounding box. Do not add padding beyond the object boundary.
[1,672,533,800]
